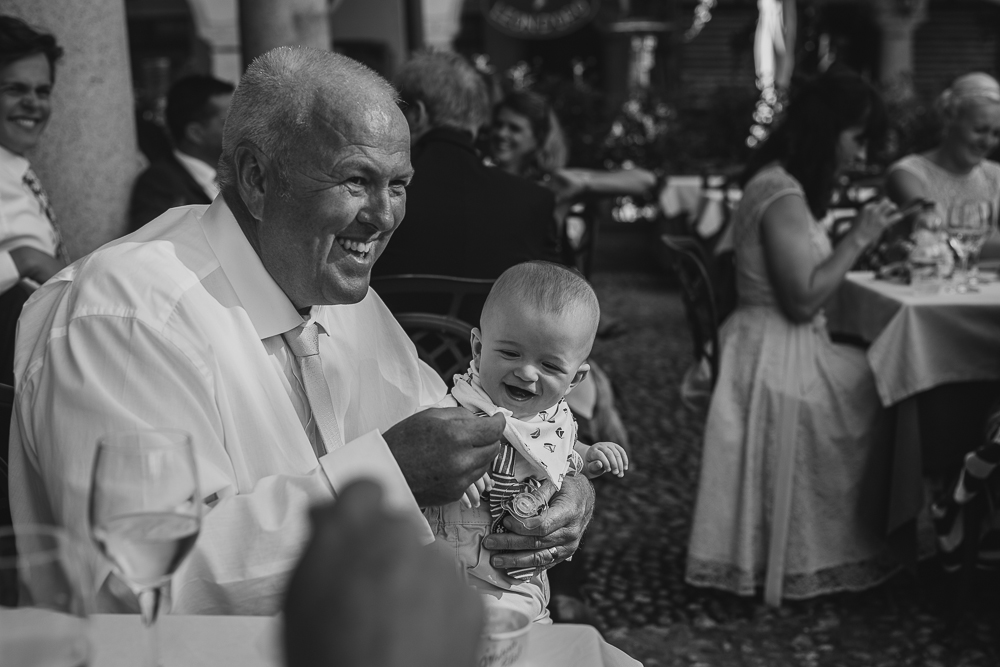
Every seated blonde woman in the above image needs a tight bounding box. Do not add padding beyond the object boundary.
[686,69,904,605]
[886,72,1000,260]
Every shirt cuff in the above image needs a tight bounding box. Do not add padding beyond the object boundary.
[318,429,435,545]
[0,251,20,295]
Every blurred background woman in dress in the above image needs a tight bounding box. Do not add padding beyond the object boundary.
[685,69,903,605]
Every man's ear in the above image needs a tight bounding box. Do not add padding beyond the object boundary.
[470,328,483,371]
[403,100,430,139]
[232,141,270,223]
[568,363,590,392]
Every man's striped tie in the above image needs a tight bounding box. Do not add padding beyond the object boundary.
[22,167,69,264]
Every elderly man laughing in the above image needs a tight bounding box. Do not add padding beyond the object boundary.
[8,47,595,615]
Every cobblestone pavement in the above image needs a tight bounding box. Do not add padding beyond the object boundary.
[579,271,1000,667]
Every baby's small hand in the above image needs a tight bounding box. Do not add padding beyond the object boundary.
[585,442,629,478]
[459,473,494,508]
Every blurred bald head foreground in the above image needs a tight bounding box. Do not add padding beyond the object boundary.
[218,46,414,308]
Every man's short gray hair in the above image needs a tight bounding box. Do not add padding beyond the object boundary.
[217,46,397,192]
[394,50,490,135]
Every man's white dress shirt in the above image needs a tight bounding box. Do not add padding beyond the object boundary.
[173,149,220,200]
[0,145,61,293]
[9,198,446,614]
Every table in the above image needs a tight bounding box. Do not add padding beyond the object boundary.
[88,614,641,667]
[827,272,1000,531]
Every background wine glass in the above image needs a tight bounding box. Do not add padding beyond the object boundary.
[89,429,201,667]
[0,524,95,667]
[945,200,993,291]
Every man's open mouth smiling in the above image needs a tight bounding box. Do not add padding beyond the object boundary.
[335,237,376,258]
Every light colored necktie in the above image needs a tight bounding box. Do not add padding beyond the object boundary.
[22,166,70,264]
[282,322,343,458]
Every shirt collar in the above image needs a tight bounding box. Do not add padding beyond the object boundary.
[200,197,306,339]
[0,144,30,181]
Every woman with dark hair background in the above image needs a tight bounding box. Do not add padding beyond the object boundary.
[685,69,904,605]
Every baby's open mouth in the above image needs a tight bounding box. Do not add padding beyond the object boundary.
[503,383,535,401]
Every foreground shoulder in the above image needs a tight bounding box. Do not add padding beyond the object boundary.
[742,167,805,218]
[745,165,802,196]
[980,159,1000,181]
[58,210,215,324]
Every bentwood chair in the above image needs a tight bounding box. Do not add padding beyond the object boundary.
[931,404,1000,617]
[660,234,721,391]
[371,275,494,384]
[393,313,475,383]
[371,274,494,327]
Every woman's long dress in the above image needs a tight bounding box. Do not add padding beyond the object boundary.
[685,165,900,600]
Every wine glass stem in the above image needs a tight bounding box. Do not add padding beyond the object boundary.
[138,587,163,667]
[956,252,970,284]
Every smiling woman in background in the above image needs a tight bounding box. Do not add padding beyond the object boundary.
[489,90,657,253]
[0,15,67,293]
[886,72,1000,260]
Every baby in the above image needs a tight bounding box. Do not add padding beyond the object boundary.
[423,261,628,623]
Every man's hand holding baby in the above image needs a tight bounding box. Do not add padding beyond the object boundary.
[483,474,595,571]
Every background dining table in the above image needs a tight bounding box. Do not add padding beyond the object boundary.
[827,271,1000,535]
[87,613,641,667]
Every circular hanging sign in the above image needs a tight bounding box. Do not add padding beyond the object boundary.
[483,0,600,39]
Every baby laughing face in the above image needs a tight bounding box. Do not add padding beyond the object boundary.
[472,293,597,420]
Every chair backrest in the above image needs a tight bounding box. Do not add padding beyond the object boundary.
[660,234,720,388]
[394,313,475,383]
[371,274,495,326]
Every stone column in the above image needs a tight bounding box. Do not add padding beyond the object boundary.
[239,0,332,67]
[4,0,138,257]
[872,0,929,99]
[188,0,242,84]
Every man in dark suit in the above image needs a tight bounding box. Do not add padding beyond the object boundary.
[373,51,559,279]
[128,75,233,232]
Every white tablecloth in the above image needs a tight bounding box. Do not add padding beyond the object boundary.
[827,271,1000,531]
[828,272,1000,406]
[88,614,641,667]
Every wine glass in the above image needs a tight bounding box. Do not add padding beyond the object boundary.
[89,429,201,667]
[945,200,993,291]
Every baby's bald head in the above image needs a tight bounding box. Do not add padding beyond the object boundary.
[481,261,600,347]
